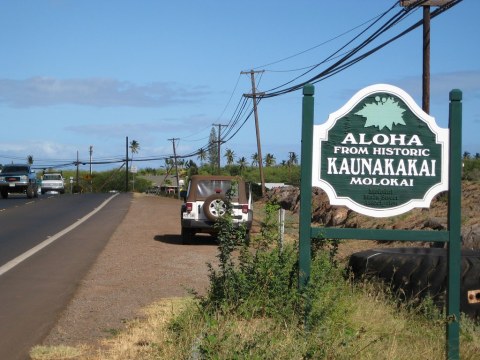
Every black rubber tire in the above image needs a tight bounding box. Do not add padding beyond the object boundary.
[1,190,8,199]
[181,227,194,244]
[203,194,227,221]
[348,247,480,319]
[26,185,35,199]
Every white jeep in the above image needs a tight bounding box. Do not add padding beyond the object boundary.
[180,175,253,243]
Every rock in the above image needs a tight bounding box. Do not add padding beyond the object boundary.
[462,224,480,250]
[329,207,351,226]
[423,217,447,230]
[264,183,480,250]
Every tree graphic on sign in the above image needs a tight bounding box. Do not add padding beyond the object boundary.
[355,96,406,131]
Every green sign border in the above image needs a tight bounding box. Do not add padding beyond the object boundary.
[312,84,449,217]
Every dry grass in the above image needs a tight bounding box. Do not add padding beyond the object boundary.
[31,279,480,360]
[30,344,88,359]
[30,297,193,360]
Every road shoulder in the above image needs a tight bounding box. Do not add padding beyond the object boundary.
[42,193,217,347]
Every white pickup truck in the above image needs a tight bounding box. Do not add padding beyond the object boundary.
[41,173,65,194]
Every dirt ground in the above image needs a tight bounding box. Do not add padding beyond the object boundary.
[43,193,218,348]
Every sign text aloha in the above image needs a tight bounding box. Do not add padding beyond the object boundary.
[312,84,449,217]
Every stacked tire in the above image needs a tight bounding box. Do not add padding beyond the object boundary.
[348,248,480,319]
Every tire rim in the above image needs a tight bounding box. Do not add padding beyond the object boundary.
[208,199,227,217]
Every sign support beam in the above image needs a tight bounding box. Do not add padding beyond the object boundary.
[299,84,314,289]
[447,89,462,359]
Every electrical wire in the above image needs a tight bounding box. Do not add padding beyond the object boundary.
[3,0,462,169]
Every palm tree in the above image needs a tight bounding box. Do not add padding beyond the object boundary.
[164,158,173,170]
[27,155,34,165]
[463,151,471,160]
[129,140,140,190]
[237,156,247,174]
[264,153,276,167]
[224,148,235,166]
[288,151,298,166]
[197,148,207,166]
[129,140,140,161]
[251,152,259,167]
[475,153,480,160]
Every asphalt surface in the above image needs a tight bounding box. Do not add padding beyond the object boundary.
[0,192,132,360]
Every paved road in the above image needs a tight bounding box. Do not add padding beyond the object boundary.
[0,193,132,360]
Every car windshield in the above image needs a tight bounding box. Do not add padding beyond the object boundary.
[196,180,238,200]
[1,166,29,174]
[43,174,62,180]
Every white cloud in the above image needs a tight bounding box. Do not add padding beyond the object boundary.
[0,77,210,108]
[0,140,77,166]
[64,114,214,138]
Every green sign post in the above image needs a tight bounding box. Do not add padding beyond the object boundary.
[299,84,462,359]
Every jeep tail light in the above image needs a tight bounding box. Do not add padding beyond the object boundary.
[242,204,249,214]
[186,202,193,212]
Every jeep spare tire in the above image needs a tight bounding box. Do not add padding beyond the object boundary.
[203,194,227,221]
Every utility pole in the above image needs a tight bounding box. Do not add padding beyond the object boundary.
[125,136,129,192]
[401,1,450,114]
[76,150,79,187]
[422,5,430,113]
[242,69,266,196]
[89,146,93,176]
[89,145,93,193]
[212,123,228,174]
[168,138,181,199]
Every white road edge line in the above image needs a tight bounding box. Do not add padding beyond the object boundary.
[0,193,120,277]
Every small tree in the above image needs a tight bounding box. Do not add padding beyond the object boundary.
[251,152,259,167]
[288,151,298,165]
[224,148,235,166]
[197,148,207,166]
[264,153,276,167]
[129,140,140,191]
[237,156,247,175]
[208,128,218,169]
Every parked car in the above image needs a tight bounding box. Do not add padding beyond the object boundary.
[0,164,39,199]
[180,175,253,243]
[41,172,65,194]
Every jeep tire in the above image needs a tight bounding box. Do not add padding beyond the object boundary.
[203,194,227,221]
[181,227,194,244]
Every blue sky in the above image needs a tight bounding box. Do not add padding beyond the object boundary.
[0,0,478,171]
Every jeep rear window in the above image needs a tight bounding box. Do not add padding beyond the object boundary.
[196,180,238,200]
[1,166,29,173]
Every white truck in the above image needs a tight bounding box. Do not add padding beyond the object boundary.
[41,173,65,194]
